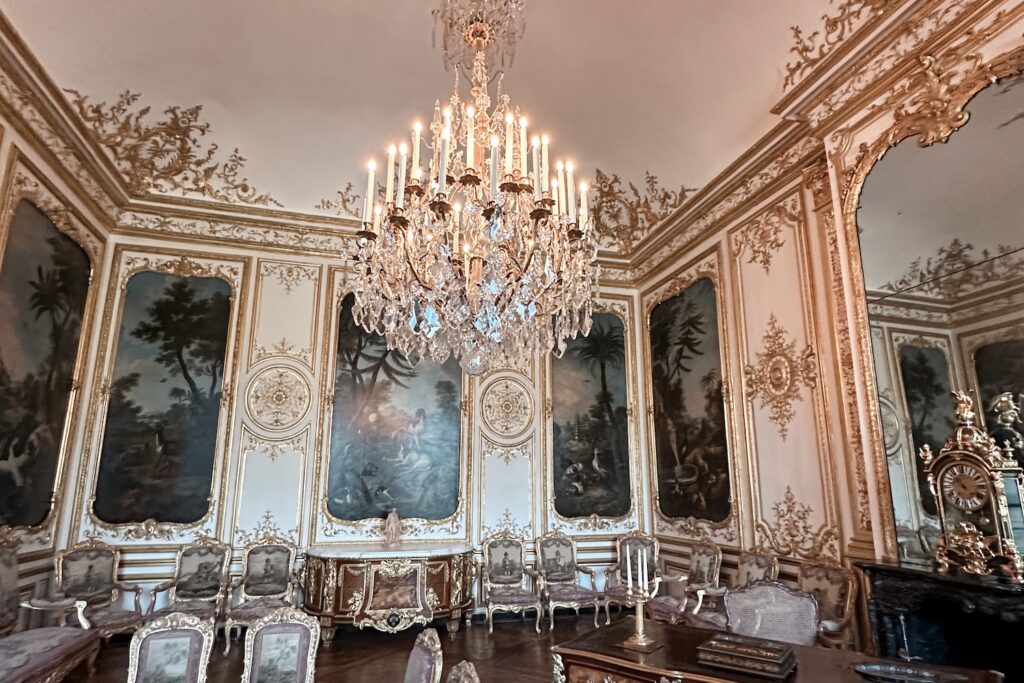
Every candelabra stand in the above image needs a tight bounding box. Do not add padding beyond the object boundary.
[621,576,662,653]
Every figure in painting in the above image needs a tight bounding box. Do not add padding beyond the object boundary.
[649,278,731,522]
[383,507,402,548]
[551,313,631,518]
[0,201,91,527]
[326,294,461,522]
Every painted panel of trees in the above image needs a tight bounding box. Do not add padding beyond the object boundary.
[897,345,954,516]
[551,312,631,518]
[93,271,231,524]
[649,278,730,522]
[0,200,90,527]
[326,294,461,522]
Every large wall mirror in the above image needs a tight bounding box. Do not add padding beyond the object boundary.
[858,73,1024,561]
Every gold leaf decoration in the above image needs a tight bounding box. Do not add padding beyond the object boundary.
[591,169,696,253]
[755,487,839,561]
[880,238,1024,300]
[745,314,817,440]
[731,198,800,275]
[315,182,361,217]
[65,89,281,207]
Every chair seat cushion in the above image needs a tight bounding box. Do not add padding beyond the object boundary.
[548,584,597,603]
[225,597,291,622]
[152,600,217,620]
[0,627,99,683]
[487,587,539,606]
[80,603,143,631]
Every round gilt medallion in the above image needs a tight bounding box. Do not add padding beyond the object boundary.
[765,356,793,396]
[481,377,533,438]
[246,366,311,431]
[878,396,902,456]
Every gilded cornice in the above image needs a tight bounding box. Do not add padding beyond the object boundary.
[591,169,697,254]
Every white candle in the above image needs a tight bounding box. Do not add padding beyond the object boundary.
[504,113,514,175]
[579,182,589,224]
[531,137,542,201]
[371,203,382,232]
[363,160,376,223]
[519,117,528,177]
[556,161,567,214]
[641,549,648,591]
[396,143,408,209]
[465,106,476,172]
[412,166,422,183]
[452,202,462,252]
[626,548,633,591]
[385,145,396,204]
[541,134,550,192]
[566,161,576,222]
[438,129,450,195]
[489,135,500,200]
[411,122,422,176]
[551,179,560,215]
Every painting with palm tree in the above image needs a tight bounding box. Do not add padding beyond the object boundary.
[649,278,730,522]
[93,271,231,524]
[0,200,90,527]
[551,312,631,518]
[327,294,461,522]
[898,345,954,516]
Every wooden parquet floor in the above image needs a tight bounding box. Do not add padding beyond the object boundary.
[68,613,602,682]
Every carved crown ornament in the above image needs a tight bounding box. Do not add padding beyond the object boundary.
[591,169,697,253]
[64,89,281,207]
[744,314,817,440]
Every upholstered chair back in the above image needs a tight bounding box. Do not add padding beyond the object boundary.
[238,533,297,603]
[687,540,722,586]
[797,564,855,622]
[535,531,578,584]
[241,608,320,683]
[403,627,442,683]
[128,612,215,683]
[617,532,659,575]
[0,543,18,636]
[56,539,118,605]
[483,534,526,587]
[171,537,231,603]
[724,581,819,646]
[735,550,779,588]
[446,661,480,683]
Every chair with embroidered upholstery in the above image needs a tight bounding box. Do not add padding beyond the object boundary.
[703,547,779,606]
[148,536,231,623]
[602,532,683,625]
[403,627,442,683]
[535,530,600,629]
[0,528,101,683]
[797,562,857,648]
[128,612,215,683]
[445,661,480,683]
[241,607,319,683]
[481,531,543,634]
[223,531,299,654]
[724,580,820,646]
[646,538,722,624]
[31,538,145,639]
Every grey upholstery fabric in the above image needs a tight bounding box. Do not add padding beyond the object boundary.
[487,587,538,605]
[403,629,441,683]
[0,626,99,683]
[248,622,312,683]
[485,540,524,586]
[548,584,597,602]
[798,565,851,621]
[724,581,819,646]
[537,537,576,583]
[735,554,774,587]
[243,546,291,598]
[175,546,229,600]
[135,629,206,683]
[60,548,117,604]
[230,597,291,619]
[76,602,142,631]
[152,601,218,620]
[0,547,17,633]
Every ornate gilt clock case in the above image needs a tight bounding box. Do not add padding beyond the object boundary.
[919,392,1024,582]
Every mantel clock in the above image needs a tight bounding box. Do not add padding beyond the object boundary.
[919,391,1024,582]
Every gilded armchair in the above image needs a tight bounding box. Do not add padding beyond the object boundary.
[403,627,443,683]
[128,612,215,683]
[646,538,721,624]
[602,531,683,624]
[223,531,299,654]
[148,536,231,622]
[797,562,857,648]
[535,530,600,629]
[0,529,101,683]
[481,531,543,634]
[241,608,319,683]
[703,548,779,603]
[446,661,480,682]
[31,538,145,639]
[724,581,820,646]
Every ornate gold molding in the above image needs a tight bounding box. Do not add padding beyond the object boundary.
[246,366,312,432]
[241,429,306,462]
[481,508,531,539]
[481,437,531,465]
[480,377,534,439]
[591,169,696,253]
[261,261,320,295]
[118,254,243,290]
[756,486,839,562]
[745,314,817,440]
[880,238,1024,300]
[6,165,103,260]
[65,89,281,206]
[315,182,361,217]
[730,196,800,275]
[253,337,313,366]
[234,509,298,546]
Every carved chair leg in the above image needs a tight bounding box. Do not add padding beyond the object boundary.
[549,604,556,631]
[592,602,599,628]
[534,606,541,634]
[487,607,494,634]
[224,625,233,656]
[604,601,611,625]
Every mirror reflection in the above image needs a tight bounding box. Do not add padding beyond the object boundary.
[857,74,1024,562]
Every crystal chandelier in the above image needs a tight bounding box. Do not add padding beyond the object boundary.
[349,1,599,376]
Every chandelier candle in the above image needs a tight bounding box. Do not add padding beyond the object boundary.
[362,160,376,222]
[349,46,598,375]
[566,161,576,222]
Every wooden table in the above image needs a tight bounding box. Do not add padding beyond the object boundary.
[551,618,1004,682]
[301,543,474,640]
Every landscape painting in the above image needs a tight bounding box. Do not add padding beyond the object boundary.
[649,277,730,522]
[0,200,90,528]
[551,312,631,518]
[898,344,955,516]
[93,271,232,525]
[326,293,461,522]
[974,339,1024,465]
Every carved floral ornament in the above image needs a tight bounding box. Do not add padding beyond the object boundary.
[118,254,242,291]
[241,429,306,461]
[745,314,817,440]
[234,509,298,546]
[731,196,800,275]
[480,377,533,438]
[591,169,697,253]
[65,89,281,207]
[481,508,531,539]
[756,487,839,562]
[260,261,320,295]
[245,366,312,431]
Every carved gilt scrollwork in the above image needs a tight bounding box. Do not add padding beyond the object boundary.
[745,315,818,440]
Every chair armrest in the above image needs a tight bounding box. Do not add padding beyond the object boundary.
[577,566,596,578]
[524,567,545,593]
[116,581,144,613]
[660,571,687,583]
[703,586,727,598]
[147,580,177,617]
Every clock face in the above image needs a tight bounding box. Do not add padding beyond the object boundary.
[940,464,990,512]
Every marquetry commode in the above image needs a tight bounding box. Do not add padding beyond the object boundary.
[301,543,475,641]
